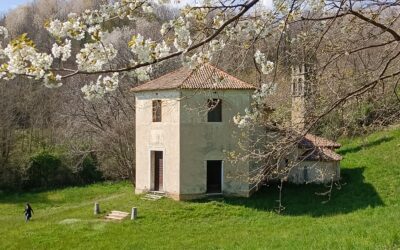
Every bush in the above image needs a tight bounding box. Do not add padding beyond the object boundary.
[76,154,103,184]
[24,151,74,190]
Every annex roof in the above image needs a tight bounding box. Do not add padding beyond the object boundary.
[300,147,343,162]
[299,134,341,149]
[131,63,256,92]
[298,133,342,161]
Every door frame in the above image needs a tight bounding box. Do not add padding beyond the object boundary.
[205,160,224,194]
[149,149,165,191]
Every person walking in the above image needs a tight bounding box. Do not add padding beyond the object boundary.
[24,203,34,222]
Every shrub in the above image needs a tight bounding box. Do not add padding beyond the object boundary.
[76,154,103,184]
[24,151,74,190]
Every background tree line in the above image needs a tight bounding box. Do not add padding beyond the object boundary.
[0,0,398,191]
[0,0,179,191]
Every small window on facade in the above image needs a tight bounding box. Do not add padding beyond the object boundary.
[303,166,308,182]
[207,99,222,122]
[152,100,162,122]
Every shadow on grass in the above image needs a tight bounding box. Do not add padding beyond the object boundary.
[0,190,54,205]
[338,136,394,155]
[220,167,384,217]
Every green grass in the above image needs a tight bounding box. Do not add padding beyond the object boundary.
[1,127,400,249]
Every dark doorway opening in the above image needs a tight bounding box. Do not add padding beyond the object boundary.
[153,151,163,191]
[207,160,222,193]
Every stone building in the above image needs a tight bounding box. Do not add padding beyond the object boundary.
[132,64,256,200]
[288,65,342,184]
[133,63,342,200]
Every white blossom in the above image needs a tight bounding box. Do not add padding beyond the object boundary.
[135,66,152,81]
[81,72,119,100]
[171,17,192,51]
[252,82,276,104]
[46,18,86,40]
[52,39,72,61]
[155,41,170,58]
[129,35,170,63]
[254,50,274,75]
[210,39,226,52]
[184,51,212,69]
[129,34,156,63]
[141,4,153,13]
[160,23,170,36]
[44,73,63,88]
[76,42,117,72]
[2,35,53,80]
[0,26,9,39]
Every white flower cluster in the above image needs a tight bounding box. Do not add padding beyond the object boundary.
[124,64,152,81]
[46,16,86,40]
[0,26,8,59]
[76,42,117,72]
[81,73,119,100]
[43,73,63,89]
[213,14,224,29]
[252,82,277,104]
[184,51,212,69]
[0,26,8,39]
[1,35,53,80]
[234,82,277,129]
[134,66,152,81]
[254,50,274,75]
[169,17,192,51]
[52,39,72,62]
[46,1,152,41]
[233,108,259,129]
[209,39,226,52]
[182,39,225,69]
[129,34,170,63]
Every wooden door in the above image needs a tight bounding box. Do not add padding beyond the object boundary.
[154,151,163,191]
[207,160,222,193]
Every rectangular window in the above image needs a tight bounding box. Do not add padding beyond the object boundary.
[152,100,162,122]
[207,99,222,122]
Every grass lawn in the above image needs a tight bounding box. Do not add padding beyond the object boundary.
[1,127,399,249]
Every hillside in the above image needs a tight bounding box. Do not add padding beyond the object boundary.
[0,127,399,249]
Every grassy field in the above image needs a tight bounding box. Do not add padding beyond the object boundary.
[1,127,399,249]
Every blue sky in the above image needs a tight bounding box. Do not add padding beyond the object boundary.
[0,0,272,13]
[0,0,32,12]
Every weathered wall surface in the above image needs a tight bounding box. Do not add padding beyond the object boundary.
[179,89,253,198]
[135,90,181,195]
[291,96,307,131]
[288,160,340,184]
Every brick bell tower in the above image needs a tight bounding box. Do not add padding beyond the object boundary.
[291,64,314,132]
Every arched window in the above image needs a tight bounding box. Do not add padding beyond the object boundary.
[298,78,303,95]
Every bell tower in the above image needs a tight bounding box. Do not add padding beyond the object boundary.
[291,64,313,131]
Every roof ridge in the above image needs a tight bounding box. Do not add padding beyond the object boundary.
[203,63,257,88]
[134,67,189,89]
[132,63,256,92]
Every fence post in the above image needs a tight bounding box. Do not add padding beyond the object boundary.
[131,207,137,220]
[94,202,100,215]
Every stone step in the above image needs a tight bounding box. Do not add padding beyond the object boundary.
[148,191,166,195]
[146,194,163,198]
[105,214,126,220]
[110,211,129,216]
[105,210,130,220]
[141,192,164,201]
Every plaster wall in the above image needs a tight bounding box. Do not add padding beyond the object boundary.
[179,89,253,198]
[135,90,181,195]
[288,160,340,184]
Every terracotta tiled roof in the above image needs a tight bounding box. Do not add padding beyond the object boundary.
[301,147,343,162]
[131,64,256,92]
[299,134,341,149]
[298,133,342,161]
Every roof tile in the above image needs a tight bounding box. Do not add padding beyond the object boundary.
[132,64,256,92]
